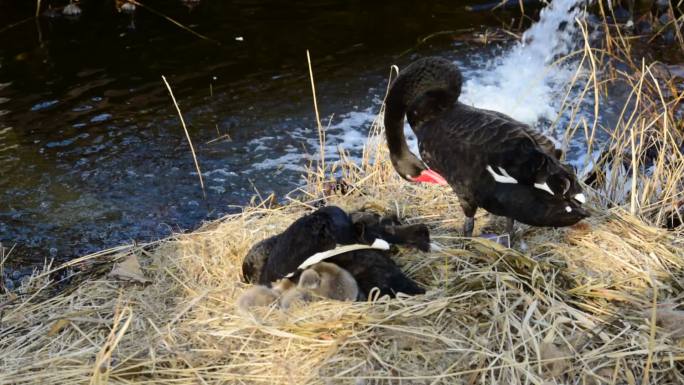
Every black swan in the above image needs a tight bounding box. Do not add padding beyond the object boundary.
[257,206,355,285]
[241,206,426,298]
[384,57,589,237]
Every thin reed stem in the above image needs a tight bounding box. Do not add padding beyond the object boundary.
[306,50,325,174]
[161,75,206,198]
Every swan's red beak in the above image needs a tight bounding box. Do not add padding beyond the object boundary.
[410,169,448,186]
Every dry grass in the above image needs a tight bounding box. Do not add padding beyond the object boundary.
[1,13,684,385]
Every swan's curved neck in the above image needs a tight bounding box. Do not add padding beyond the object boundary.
[383,57,462,184]
[384,75,415,161]
[384,58,463,169]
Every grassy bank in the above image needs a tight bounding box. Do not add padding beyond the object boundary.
[1,16,684,385]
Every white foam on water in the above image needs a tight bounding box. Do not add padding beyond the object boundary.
[251,152,310,172]
[318,0,589,166]
[330,110,376,132]
[202,168,238,177]
[250,108,380,173]
[322,108,378,158]
[324,108,422,160]
[249,0,591,175]
[460,0,585,126]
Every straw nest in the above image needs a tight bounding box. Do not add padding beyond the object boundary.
[2,127,683,384]
[2,20,684,385]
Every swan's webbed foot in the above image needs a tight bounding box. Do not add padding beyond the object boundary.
[478,218,513,248]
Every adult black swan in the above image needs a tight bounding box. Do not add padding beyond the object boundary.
[384,57,589,237]
[242,206,427,298]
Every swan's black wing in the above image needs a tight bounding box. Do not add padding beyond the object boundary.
[482,108,561,158]
[417,103,575,197]
[258,206,355,285]
[480,121,575,197]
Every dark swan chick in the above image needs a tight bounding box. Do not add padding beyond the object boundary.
[384,56,589,237]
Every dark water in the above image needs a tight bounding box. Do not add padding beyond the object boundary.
[0,1,531,264]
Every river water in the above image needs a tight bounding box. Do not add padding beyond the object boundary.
[0,0,615,266]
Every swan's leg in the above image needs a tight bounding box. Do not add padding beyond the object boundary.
[460,199,477,238]
[504,217,515,248]
[463,217,474,238]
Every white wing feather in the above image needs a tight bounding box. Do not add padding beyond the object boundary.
[285,239,390,278]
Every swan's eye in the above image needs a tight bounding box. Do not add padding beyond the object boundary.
[565,206,572,213]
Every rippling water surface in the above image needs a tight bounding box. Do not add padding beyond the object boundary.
[0,0,611,264]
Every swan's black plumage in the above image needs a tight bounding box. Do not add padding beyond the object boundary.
[241,206,426,298]
[384,57,588,235]
[327,249,424,297]
[258,206,354,285]
[350,211,431,252]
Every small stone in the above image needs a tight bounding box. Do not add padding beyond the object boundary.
[612,7,631,24]
[4,279,15,291]
[63,3,82,16]
[636,20,652,34]
[663,29,676,44]
[11,270,21,280]
[42,7,61,18]
[656,0,670,11]
[120,2,136,13]
[659,13,673,26]
[181,0,201,10]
